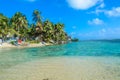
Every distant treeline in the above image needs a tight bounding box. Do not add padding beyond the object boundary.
[0,10,70,44]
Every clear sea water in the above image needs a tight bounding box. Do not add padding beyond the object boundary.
[0,41,120,68]
[0,41,120,80]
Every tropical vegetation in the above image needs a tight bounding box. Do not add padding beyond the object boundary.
[0,10,69,44]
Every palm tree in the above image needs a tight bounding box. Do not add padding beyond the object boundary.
[0,13,9,40]
[10,12,28,38]
[32,10,43,41]
[32,10,42,23]
[27,23,36,40]
[0,10,69,44]
[53,23,67,43]
[43,20,54,42]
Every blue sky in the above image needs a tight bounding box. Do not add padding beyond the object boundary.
[0,0,120,40]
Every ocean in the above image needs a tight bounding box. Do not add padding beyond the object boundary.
[0,41,120,80]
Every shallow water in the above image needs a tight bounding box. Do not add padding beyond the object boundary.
[0,41,120,80]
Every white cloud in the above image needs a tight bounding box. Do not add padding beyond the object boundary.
[92,7,120,17]
[90,9,104,14]
[88,18,104,25]
[105,7,120,17]
[78,28,120,40]
[66,0,104,10]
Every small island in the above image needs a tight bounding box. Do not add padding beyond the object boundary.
[0,10,71,48]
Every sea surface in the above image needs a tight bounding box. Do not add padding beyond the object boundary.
[0,41,120,80]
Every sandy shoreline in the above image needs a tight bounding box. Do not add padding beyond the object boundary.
[0,57,120,80]
[0,42,52,48]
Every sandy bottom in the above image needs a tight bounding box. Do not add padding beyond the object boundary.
[0,57,120,80]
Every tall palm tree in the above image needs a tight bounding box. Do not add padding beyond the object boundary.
[0,13,9,40]
[0,10,69,44]
[32,10,43,41]
[33,10,43,30]
[43,20,54,42]
[53,23,67,43]
[10,12,28,38]
[32,10,42,23]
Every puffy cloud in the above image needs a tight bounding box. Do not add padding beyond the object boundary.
[78,28,120,40]
[66,0,104,10]
[92,7,120,17]
[105,7,120,17]
[88,18,104,25]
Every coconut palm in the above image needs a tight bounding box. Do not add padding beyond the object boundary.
[32,10,43,41]
[42,20,54,42]
[32,10,43,30]
[10,12,28,38]
[0,13,9,39]
[32,10,42,23]
[0,10,69,44]
[53,23,67,43]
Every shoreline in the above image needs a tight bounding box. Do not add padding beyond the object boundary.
[0,42,53,49]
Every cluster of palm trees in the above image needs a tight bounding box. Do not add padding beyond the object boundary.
[0,10,68,44]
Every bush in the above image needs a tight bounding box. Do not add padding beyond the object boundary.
[10,41,15,45]
[27,40,39,44]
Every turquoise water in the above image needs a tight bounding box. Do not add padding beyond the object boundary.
[0,41,120,69]
[0,41,120,80]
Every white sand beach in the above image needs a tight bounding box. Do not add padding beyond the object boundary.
[0,57,120,80]
[0,42,52,48]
